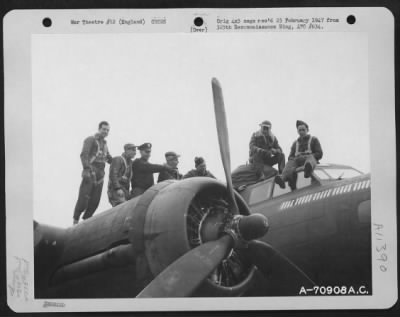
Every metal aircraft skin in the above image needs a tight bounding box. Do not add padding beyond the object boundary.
[33,79,371,298]
[240,164,371,295]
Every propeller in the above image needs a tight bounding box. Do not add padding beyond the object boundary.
[137,78,314,298]
[241,240,315,295]
[137,235,233,297]
[137,214,269,298]
[211,77,239,215]
[210,78,315,294]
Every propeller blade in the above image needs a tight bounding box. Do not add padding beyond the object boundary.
[244,240,315,296]
[137,235,233,298]
[211,78,239,214]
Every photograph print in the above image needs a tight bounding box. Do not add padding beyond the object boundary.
[32,30,371,298]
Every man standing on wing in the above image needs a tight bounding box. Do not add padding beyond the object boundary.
[157,151,183,183]
[249,120,286,179]
[73,121,112,225]
[130,143,175,198]
[183,157,216,179]
[107,143,137,207]
[275,120,323,190]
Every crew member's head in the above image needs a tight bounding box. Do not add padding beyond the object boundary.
[195,157,206,174]
[259,120,272,136]
[124,143,137,159]
[98,121,110,138]
[138,143,152,160]
[165,151,180,168]
[296,120,309,138]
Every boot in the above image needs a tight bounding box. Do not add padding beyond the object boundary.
[304,162,312,178]
[275,175,286,189]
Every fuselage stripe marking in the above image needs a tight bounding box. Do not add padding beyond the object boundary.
[278,179,369,211]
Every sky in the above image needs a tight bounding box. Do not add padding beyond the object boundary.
[32,32,369,228]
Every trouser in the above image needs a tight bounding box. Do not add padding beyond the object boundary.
[252,162,279,181]
[264,152,286,174]
[232,163,278,189]
[130,187,146,199]
[108,187,129,207]
[73,166,105,221]
[281,154,317,183]
[250,152,285,178]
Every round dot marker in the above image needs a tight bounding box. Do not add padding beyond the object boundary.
[347,15,356,25]
[194,17,204,27]
[42,17,52,27]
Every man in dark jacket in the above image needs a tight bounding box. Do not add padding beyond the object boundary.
[275,120,323,190]
[158,151,183,183]
[107,143,137,206]
[130,143,174,198]
[183,157,216,179]
[73,121,112,225]
[249,120,285,175]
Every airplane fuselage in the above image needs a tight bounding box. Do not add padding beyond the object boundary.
[248,174,371,291]
[34,170,372,298]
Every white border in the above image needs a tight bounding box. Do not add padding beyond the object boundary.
[4,7,397,312]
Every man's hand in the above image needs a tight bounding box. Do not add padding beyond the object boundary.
[271,148,281,155]
[261,149,271,159]
[116,189,125,197]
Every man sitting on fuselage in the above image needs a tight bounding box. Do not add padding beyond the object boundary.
[275,120,323,190]
[249,120,285,180]
[231,120,285,191]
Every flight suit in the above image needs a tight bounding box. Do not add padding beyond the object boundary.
[281,134,323,187]
[249,131,285,174]
[130,158,170,198]
[107,154,133,206]
[157,166,183,183]
[73,133,112,221]
[232,163,277,190]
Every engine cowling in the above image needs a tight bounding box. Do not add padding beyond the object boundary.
[142,177,258,296]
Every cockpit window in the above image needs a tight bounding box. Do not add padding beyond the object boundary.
[316,168,363,180]
[272,183,291,197]
[296,171,314,188]
[272,171,318,198]
[313,169,331,179]
[248,180,273,205]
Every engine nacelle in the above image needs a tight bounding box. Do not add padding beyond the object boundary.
[142,177,257,296]
[35,177,258,297]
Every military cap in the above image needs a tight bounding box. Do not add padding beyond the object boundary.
[138,143,152,151]
[124,143,137,151]
[165,151,180,159]
[296,120,309,129]
[195,156,205,167]
[259,120,272,127]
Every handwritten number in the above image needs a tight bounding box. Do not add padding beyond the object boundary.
[376,243,387,252]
